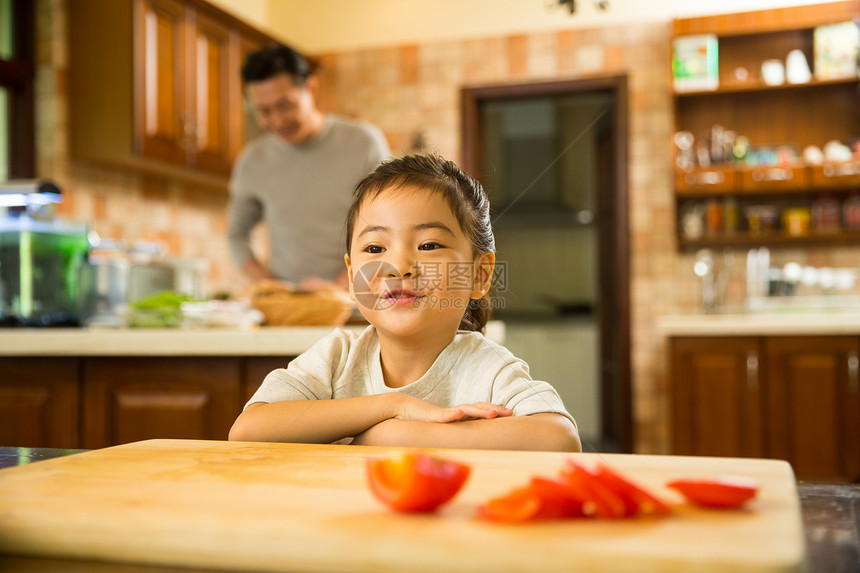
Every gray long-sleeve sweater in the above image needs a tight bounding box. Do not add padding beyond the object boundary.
[227,115,389,282]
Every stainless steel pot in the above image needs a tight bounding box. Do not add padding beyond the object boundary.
[78,248,207,327]
[78,258,130,327]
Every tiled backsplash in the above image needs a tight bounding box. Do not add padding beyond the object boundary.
[36,0,860,453]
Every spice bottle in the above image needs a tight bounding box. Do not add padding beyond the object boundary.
[844,193,860,230]
[723,196,739,234]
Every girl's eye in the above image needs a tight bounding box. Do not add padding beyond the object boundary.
[364,245,384,254]
[419,243,442,251]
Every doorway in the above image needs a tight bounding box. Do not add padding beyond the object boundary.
[461,76,630,452]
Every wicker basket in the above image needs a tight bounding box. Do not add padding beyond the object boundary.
[250,283,355,326]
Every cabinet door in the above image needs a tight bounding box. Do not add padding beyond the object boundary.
[189,10,234,174]
[243,357,295,404]
[83,357,241,449]
[765,336,860,482]
[0,358,79,448]
[234,33,268,160]
[671,337,764,458]
[135,0,188,165]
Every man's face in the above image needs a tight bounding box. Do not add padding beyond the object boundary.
[246,73,320,144]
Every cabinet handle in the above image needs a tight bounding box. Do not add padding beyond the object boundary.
[746,352,759,392]
[178,114,198,152]
[849,352,859,394]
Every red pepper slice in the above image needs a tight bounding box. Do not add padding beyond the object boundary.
[592,463,672,517]
[560,462,627,519]
[666,476,759,509]
[477,477,586,523]
[477,486,544,523]
[366,452,470,513]
[527,477,588,519]
[477,460,674,523]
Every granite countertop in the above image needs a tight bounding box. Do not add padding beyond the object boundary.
[0,321,506,356]
[656,311,860,337]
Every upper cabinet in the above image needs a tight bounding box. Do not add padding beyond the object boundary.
[69,0,273,189]
[671,2,860,250]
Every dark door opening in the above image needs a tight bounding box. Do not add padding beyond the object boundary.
[461,76,631,453]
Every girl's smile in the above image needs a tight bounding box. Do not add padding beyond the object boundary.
[383,288,424,307]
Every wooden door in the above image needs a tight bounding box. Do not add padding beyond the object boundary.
[135,0,188,165]
[671,337,764,458]
[0,358,80,448]
[765,336,860,482]
[188,9,233,174]
[82,357,241,449]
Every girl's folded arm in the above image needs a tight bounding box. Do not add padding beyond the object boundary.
[353,412,581,452]
[228,393,507,443]
[228,394,400,443]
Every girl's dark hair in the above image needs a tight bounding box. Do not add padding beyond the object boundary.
[241,44,319,86]
[346,154,495,333]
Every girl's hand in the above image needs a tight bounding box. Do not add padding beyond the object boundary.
[393,395,512,423]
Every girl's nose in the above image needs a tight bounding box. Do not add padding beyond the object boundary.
[386,250,419,278]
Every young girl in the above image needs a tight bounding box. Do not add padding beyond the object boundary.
[229,154,581,452]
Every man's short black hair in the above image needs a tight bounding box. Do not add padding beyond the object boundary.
[241,44,317,85]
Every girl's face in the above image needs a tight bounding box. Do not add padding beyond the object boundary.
[345,185,494,341]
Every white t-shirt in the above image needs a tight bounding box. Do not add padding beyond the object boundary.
[246,326,577,429]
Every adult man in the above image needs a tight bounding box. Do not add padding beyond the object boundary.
[227,44,389,289]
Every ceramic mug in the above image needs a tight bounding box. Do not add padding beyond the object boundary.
[761,59,785,85]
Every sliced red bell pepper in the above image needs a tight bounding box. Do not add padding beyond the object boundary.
[560,462,627,519]
[666,476,759,509]
[527,477,588,519]
[477,486,544,523]
[477,477,586,523]
[366,452,470,513]
[592,463,672,517]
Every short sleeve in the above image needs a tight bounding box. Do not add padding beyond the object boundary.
[491,360,578,431]
[244,330,351,409]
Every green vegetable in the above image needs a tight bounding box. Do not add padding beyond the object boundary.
[126,291,200,328]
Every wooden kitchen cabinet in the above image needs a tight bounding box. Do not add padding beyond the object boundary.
[243,357,293,403]
[670,335,860,482]
[82,357,242,449]
[671,337,765,459]
[238,34,268,150]
[764,336,860,482]
[0,358,80,448]
[134,0,188,167]
[0,354,300,449]
[69,0,273,188]
[671,2,860,250]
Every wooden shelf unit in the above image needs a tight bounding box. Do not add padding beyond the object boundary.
[671,2,860,250]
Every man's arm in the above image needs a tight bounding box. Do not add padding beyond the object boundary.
[228,394,512,444]
[242,258,271,282]
[226,186,265,280]
[352,413,581,452]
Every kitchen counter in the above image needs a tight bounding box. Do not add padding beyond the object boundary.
[0,323,507,450]
[0,321,506,356]
[0,444,857,572]
[656,311,860,337]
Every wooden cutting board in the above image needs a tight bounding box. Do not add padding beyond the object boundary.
[0,439,805,572]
